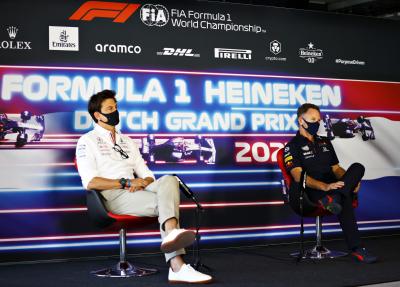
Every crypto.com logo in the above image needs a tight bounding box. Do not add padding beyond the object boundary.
[69,1,140,23]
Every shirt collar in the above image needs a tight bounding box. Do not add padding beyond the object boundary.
[94,123,121,143]
[94,123,120,134]
[295,131,314,145]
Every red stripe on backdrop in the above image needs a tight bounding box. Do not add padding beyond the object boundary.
[322,79,400,113]
[0,201,285,214]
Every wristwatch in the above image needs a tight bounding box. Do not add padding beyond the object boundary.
[119,178,127,189]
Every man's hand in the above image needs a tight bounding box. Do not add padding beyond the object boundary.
[126,178,154,192]
[143,177,154,187]
[127,178,148,192]
[324,181,345,192]
[354,182,361,193]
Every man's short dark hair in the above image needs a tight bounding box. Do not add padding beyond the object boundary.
[297,103,320,118]
[88,90,117,123]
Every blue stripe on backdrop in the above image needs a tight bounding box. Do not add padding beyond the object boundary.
[20,169,282,177]
[1,222,399,252]
[0,181,282,193]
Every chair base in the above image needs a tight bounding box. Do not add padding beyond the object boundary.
[290,245,348,260]
[91,261,158,278]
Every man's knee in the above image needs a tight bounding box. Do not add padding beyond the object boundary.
[158,175,180,196]
[348,162,365,177]
[159,175,179,186]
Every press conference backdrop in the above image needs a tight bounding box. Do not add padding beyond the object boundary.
[0,0,400,263]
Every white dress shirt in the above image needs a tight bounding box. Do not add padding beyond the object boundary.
[76,124,155,189]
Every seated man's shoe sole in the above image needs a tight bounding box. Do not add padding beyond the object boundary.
[161,230,196,253]
[169,278,213,284]
[168,264,213,284]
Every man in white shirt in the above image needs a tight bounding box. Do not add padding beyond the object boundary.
[76,90,212,283]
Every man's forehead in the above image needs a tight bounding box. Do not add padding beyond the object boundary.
[302,108,321,119]
[101,98,117,107]
[304,108,320,115]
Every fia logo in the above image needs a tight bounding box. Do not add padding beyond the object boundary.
[140,4,169,26]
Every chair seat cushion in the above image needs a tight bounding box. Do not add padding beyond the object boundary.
[107,212,158,229]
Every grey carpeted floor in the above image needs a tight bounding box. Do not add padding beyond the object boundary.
[0,234,400,287]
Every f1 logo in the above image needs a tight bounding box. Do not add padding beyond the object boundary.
[69,1,140,23]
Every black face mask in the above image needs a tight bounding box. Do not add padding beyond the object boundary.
[100,110,120,126]
[302,117,320,135]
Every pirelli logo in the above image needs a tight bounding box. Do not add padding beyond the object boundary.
[214,48,252,60]
[69,1,141,23]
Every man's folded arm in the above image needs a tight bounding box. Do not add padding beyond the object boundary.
[87,177,121,191]
[332,164,346,179]
[290,167,329,191]
[76,137,121,191]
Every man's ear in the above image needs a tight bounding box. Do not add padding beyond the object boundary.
[94,111,104,123]
[298,117,305,128]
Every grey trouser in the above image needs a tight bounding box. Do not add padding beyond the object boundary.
[102,175,185,262]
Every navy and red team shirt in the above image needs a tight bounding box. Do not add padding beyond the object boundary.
[283,132,339,183]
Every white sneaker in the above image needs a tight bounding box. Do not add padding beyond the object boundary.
[169,264,213,284]
[161,229,196,253]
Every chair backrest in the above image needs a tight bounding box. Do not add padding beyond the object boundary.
[74,157,115,228]
[86,190,116,228]
[277,148,292,188]
[277,148,330,217]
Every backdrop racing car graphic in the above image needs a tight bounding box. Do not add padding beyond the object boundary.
[0,111,45,147]
[140,135,216,164]
[323,115,375,141]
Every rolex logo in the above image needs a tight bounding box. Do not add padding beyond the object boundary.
[7,26,18,39]
[0,26,32,50]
